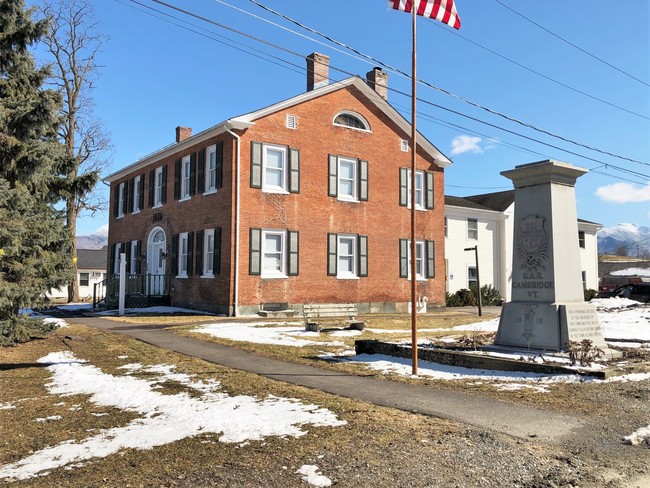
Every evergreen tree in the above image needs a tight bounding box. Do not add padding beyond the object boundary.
[0,0,70,343]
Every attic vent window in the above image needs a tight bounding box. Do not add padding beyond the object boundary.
[286,114,297,130]
[333,111,370,132]
[400,139,409,152]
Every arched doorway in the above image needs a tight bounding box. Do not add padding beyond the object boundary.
[147,227,167,295]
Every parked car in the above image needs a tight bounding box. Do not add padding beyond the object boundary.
[596,283,650,303]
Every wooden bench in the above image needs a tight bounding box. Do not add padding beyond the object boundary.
[302,303,366,332]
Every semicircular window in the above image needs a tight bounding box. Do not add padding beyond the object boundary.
[333,112,369,131]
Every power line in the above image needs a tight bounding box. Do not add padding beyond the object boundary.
[494,0,649,88]
[426,19,649,120]
[242,0,650,168]
[123,0,650,185]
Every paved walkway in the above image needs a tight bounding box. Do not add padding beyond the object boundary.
[70,315,582,442]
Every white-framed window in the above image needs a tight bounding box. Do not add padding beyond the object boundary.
[337,234,358,279]
[333,111,370,132]
[468,266,478,290]
[578,230,586,249]
[582,270,587,290]
[206,145,217,194]
[399,239,434,281]
[203,229,215,277]
[338,157,358,201]
[114,243,121,275]
[117,182,125,218]
[133,175,141,213]
[263,144,288,193]
[181,155,191,200]
[400,139,409,152]
[407,169,424,210]
[262,230,286,278]
[154,167,164,207]
[79,272,89,287]
[130,240,138,274]
[444,216,448,238]
[178,232,189,278]
[467,218,478,240]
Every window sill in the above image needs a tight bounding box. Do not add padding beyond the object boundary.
[262,188,290,195]
[179,196,191,203]
[336,275,359,280]
[406,206,426,212]
[116,214,124,219]
[132,209,141,215]
[200,274,214,279]
[153,203,163,209]
[260,274,288,279]
[337,197,359,204]
[203,189,217,196]
[176,274,188,279]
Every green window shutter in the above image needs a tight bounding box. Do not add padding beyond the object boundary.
[171,234,179,276]
[174,158,181,200]
[136,240,142,274]
[288,230,299,276]
[328,155,338,197]
[189,153,197,195]
[195,230,204,276]
[399,239,408,278]
[426,240,435,278]
[289,148,300,193]
[187,232,194,276]
[148,170,155,207]
[359,159,368,201]
[113,185,119,217]
[197,148,205,194]
[425,171,434,209]
[127,178,134,213]
[399,168,408,206]
[327,233,337,276]
[109,244,116,275]
[216,141,223,188]
[123,181,129,215]
[251,141,262,189]
[249,228,261,275]
[358,235,368,277]
[161,165,167,203]
[139,174,145,210]
[214,227,222,275]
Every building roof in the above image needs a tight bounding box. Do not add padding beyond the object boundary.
[106,76,452,183]
[77,249,106,270]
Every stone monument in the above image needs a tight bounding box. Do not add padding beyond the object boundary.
[495,160,608,351]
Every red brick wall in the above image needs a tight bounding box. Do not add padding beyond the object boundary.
[108,83,446,314]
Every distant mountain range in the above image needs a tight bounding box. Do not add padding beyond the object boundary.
[76,225,108,250]
[597,223,650,257]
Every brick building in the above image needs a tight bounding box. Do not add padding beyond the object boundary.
[105,54,451,315]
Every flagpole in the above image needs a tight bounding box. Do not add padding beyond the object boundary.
[410,3,418,376]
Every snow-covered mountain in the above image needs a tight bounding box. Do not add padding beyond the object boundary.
[76,224,108,250]
[597,223,650,257]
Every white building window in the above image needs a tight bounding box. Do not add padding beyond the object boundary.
[408,240,425,281]
[181,155,191,200]
[467,218,478,240]
[79,273,89,287]
[337,235,357,279]
[399,239,434,281]
[178,232,189,278]
[338,157,358,201]
[263,144,288,193]
[262,230,286,278]
[133,175,141,213]
[203,229,215,276]
[468,266,478,290]
[407,170,424,210]
[117,182,125,218]
[578,230,585,249]
[154,167,164,207]
[206,145,217,193]
[400,139,409,152]
[333,111,370,131]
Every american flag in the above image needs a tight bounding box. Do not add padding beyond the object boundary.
[389,0,461,29]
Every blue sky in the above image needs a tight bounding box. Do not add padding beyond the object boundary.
[34,0,649,235]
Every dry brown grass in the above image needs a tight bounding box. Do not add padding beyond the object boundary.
[0,324,470,487]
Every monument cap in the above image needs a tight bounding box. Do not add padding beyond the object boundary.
[501,159,588,189]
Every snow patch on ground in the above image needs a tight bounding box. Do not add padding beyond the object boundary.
[0,351,345,481]
[192,322,346,347]
[610,268,650,277]
[624,425,650,446]
[296,465,332,487]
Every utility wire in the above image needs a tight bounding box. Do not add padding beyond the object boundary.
[125,0,650,184]
[494,0,649,88]
[426,19,649,120]
[242,0,650,167]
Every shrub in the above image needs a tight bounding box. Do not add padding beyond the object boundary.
[0,316,58,347]
[584,288,598,301]
[447,285,503,307]
[480,285,504,306]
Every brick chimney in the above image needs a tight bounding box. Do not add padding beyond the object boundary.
[366,67,389,101]
[175,126,192,143]
[306,52,330,91]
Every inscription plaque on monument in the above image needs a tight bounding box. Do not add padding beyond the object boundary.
[495,160,608,351]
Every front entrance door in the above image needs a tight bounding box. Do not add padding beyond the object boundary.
[147,227,167,295]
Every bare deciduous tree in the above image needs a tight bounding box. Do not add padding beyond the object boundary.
[39,0,111,302]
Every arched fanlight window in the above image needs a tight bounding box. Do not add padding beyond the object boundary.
[333,111,370,131]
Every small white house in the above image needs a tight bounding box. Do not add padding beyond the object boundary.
[48,249,107,302]
[445,191,601,302]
